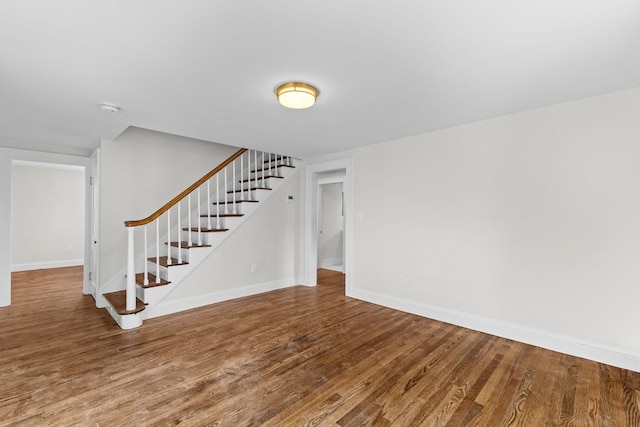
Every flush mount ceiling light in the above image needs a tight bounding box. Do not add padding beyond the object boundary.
[100,103,120,113]
[276,82,318,109]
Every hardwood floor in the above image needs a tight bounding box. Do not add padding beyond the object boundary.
[2,267,638,426]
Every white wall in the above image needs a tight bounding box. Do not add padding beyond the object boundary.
[305,87,640,370]
[98,127,238,286]
[11,162,85,270]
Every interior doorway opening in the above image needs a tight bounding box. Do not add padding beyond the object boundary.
[11,161,86,273]
[318,181,344,273]
[0,147,93,307]
[305,158,352,295]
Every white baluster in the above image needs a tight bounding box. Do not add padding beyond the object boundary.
[224,166,228,215]
[177,201,183,264]
[240,152,244,201]
[155,219,160,283]
[197,187,202,246]
[233,159,236,207]
[126,227,136,311]
[143,225,149,285]
[253,150,258,187]
[187,193,193,247]
[262,151,265,185]
[259,150,263,186]
[216,174,221,229]
[207,180,212,230]
[167,208,172,265]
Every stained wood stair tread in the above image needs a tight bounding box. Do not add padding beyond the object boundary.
[148,256,189,267]
[165,241,212,248]
[211,199,258,205]
[135,273,171,288]
[226,187,271,193]
[262,158,291,164]
[251,164,295,173]
[199,213,244,218]
[104,291,146,315]
[240,176,283,182]
[181,227,228,233]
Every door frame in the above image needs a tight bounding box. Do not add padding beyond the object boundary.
[305,158,353,294]
[0,147,92,307]
[88,149,100,299]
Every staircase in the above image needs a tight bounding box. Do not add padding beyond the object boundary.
[102,149,297,329]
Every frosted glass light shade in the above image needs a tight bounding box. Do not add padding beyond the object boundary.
[276,82,317,109]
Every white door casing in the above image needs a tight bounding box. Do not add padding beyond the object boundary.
[305,158,352,293]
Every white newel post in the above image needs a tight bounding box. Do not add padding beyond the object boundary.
[126,227,136,311]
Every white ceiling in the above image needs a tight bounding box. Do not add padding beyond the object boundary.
[1,1,638,159]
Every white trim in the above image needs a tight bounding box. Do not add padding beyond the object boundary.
[305,158,353,293]
[13,160,85,171]
[319,257,343,268]
[87,148,100,299]
[11,259,84,272]
[317,176,346,185]
[144,277,298,319]
[0,147,91,307]
[349,287,640,372]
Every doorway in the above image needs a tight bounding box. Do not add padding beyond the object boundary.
[11,161,85,272]
[318,181,344,273]
[0,147,93,307]
[305,158,352,294]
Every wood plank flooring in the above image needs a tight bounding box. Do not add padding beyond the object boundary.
[1,267,638,426]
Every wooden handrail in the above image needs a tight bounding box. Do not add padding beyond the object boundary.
[124,148,247,227]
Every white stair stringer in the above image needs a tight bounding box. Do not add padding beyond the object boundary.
[118,158,299,324]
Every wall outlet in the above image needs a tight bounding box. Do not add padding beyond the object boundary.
[251,264,258,274]
[398,274,406,286]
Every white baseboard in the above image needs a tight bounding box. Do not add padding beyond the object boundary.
[11,258,83,272]
[319,257,343,268]
[348,287,640,372]
[145,277,298,319]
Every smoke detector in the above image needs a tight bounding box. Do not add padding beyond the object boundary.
[100,103,120,113]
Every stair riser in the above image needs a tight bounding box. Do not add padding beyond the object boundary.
[195,215,243,230]
[240,176,274,185]
[210,203,247,215]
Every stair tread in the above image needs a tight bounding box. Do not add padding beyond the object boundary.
[148,256,189,267]
[240,176,283,182]
[182,227,228,233]
[263,159,291,164]
[251,164,295,173]
[166,241,212,248]
[212,199,258,205]
[227,187,271,193]
[104,291,146,315]
[199,213,244,218]
[135,273,171,288]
